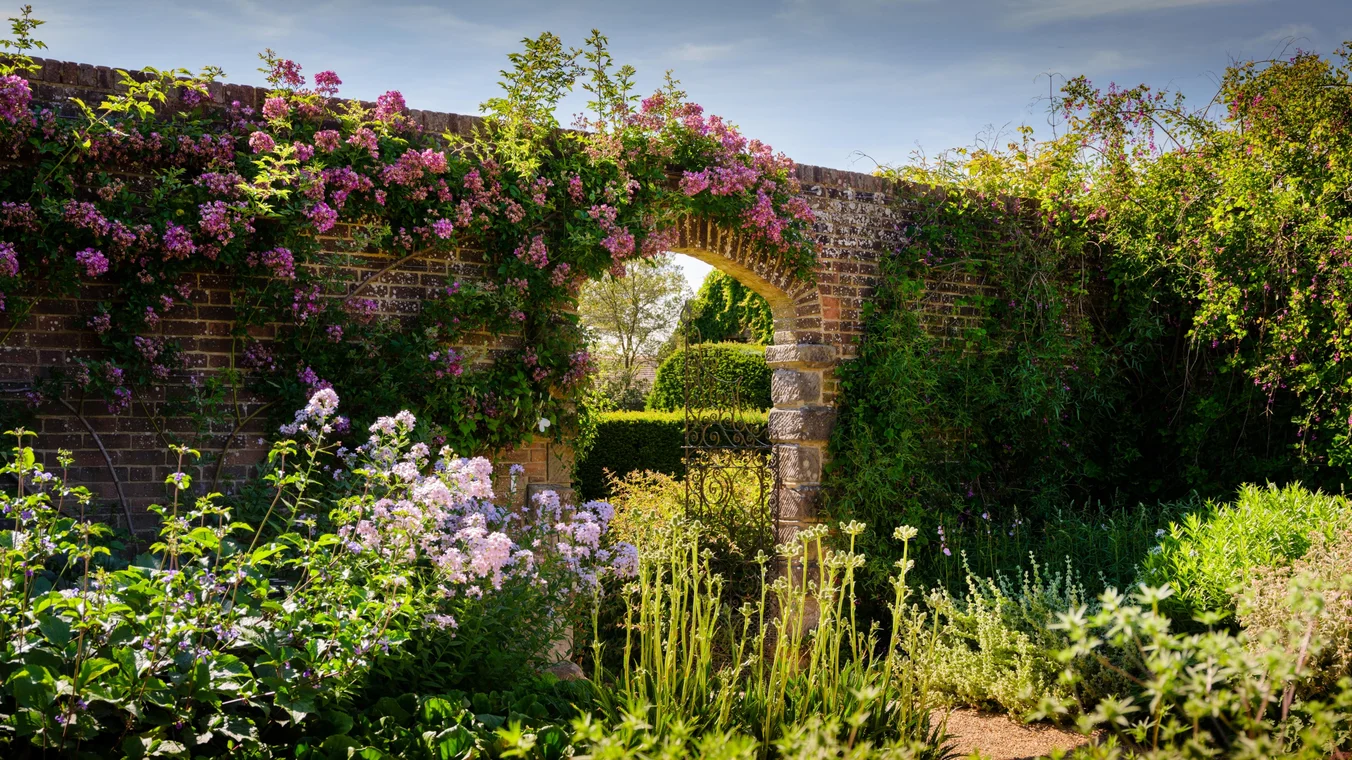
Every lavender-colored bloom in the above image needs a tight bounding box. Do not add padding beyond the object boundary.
[75,248,109,277]
[0,74,31,124]
[248,131,276,154]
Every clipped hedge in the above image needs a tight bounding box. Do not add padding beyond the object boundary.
[575,410,768,499]
[647,342,771,412]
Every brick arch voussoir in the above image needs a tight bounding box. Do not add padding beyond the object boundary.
[668,214,821,345]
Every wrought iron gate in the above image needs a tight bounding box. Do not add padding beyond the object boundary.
[680,303,779,566]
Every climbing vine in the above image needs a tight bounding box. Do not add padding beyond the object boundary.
[0,9,815,458]
[828,44,1352,591]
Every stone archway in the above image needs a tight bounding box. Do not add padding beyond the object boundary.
[668,215,837,545]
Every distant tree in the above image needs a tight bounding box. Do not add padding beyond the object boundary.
[579,255,688,406]
[681,270,774,345]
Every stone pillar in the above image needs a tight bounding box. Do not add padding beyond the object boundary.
[765,343,836,627]
[766,343,836,535]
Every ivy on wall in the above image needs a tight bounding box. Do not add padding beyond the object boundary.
[0,12,815,457]
[828,45,1352,590]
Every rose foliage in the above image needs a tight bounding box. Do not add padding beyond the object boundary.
[0,11,815,454]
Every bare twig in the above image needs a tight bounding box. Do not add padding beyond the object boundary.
[56,398,137,543]
[210,400,274,493]
[344,249,426,302]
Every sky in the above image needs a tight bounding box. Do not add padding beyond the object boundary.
[26,0,1351,290]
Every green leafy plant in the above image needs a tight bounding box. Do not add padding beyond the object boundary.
[1139,483,1352,623]
[1045,585,1352,759]
[1240,529,1352,697]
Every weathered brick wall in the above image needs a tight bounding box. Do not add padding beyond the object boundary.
[1,57,986,537]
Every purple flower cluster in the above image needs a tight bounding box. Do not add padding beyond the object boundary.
[247,246,296,279]
[162,223,197,260]
[428,348,464,379]
[75,248,109,277]
[588,205,635,258]
[0,74,31,124]
[0,242,17,278]
[515,235,549,269]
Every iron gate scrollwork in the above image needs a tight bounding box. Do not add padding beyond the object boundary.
[680,302,779,570]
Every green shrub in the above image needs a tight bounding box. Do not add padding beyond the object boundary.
[1049,585,1352,759]
[574,410,768,500]
[921,558,1130,716]
[574,411,686,499]
[1139,483,1352,622]
[869,499,1199,603]
[646,343,771,412]
[1240,529,1352,697]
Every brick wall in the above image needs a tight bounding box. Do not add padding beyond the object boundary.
[1,57,988,537]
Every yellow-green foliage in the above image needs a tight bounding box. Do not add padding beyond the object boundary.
[1139,484,1352,621]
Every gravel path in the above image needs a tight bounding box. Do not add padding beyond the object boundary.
[939,709,1095,760]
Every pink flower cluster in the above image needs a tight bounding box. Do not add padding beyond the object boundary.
[0,242,17,278]
[248,246,296,279]
[373,90,406,124]
[588,205,635,258]
[0,74,31,124]
[515,235,549,268]
[75,248,109,277]
[382,148,447,186]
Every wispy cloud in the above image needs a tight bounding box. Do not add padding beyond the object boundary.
[1006,0,1268,27]
[669,42,740,62]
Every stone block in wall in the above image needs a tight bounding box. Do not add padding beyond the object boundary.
[777,484,821,520]
[765,343,835,369]
[774,444,822,484]
[771,368,821,406]
[767,408,837,444]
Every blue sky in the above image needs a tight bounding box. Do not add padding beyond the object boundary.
[28,0,1351,290]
